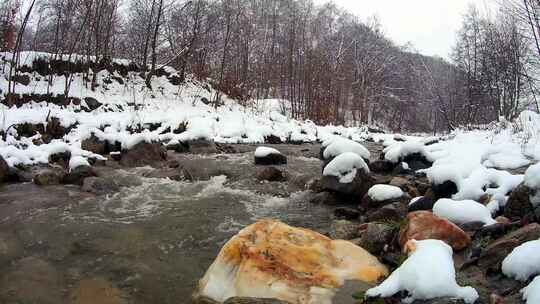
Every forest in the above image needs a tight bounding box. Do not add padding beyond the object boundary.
[1,0,540,132]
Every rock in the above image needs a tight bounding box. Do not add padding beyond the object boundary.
[82,134,107,154]
[359,222,395,255]
[194,220,388,303]
[0,155,9,184]
[368,160,396,173]
[33,169,64,186]
[367,202,407,222]
[81,177,120,195]
[361,188,409,209]
[399,211,471,251]
[408,196,435,212]
[329,220,360,240]
[401,152,433,171]
[224,297,291,304]
[504,183,535,220]
[189,139,218,154]
[264,135,282,144]
[389,176,410,188]
[334,207,360,220]
[120,142,167,167]
[254,152,287,166]
[478,223,540,270]
[390,176,421,197]
[478,238,520,270]
[62,165,96,186]
[44,117,68,140]
[216,143,238,154]
[167,142,190,153]
[11,74,31,86]
[6,166,32,183]
[500,223,540,243]
[309,191,340,205]
[321,169,376,200]
[69,277,127,304]
[83,97,102,111]
[0,232,23,265]
[0,257,63,304]
[392,162,414,175]
[431,180,458,200]
[48,151,71,167]
[256,166,286,182]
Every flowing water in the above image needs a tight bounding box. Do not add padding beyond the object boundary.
[0,144,347,303]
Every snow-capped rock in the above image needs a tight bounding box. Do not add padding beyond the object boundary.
[433,198,497,226]
[365,239,478,304]
[502,239,540,281]
[254,147,287,165]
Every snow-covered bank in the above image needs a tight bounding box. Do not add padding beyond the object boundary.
[0,52,369,167]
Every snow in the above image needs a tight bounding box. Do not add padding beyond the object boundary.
[433,198,497,226]
[409,196,423,206]
[524,162,540,189]
[322,137,370,160]
[69,155,90,170]
[254,147,281,158]
[502,239,540,281]
[365,239,478,304]
[522,276,540,304]
[367,184,404,202]
[384,140,427,163]
[322,152,369,183]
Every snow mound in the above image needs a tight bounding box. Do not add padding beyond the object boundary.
[502,239,540,281]
[522,276,540,304]
[322,137,370,160]
[433,198,497,226]
[525,163,540,189]
[322,152,369,183]
[367,184,404,202]
[365,239,478,304]
[254,147,281,157]
[384,140,427,163]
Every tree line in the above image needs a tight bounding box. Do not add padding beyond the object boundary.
[1,0,540,133]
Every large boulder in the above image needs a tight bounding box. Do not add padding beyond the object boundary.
[0,156,8,184]
[399,211,471,251]
[194,219,388,304]
[120,142,167,167]
[254,147,287,166]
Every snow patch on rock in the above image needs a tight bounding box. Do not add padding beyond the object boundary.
[502,239,540,281]
[322,152,369,183]
[367,184,404,202]
[433,198,497,226]
[365,239,478,304]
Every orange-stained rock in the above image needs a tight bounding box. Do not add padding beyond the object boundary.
[399,211,471,251]
[194,219,388,304]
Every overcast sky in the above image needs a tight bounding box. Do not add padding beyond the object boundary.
[314,0,498,59]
